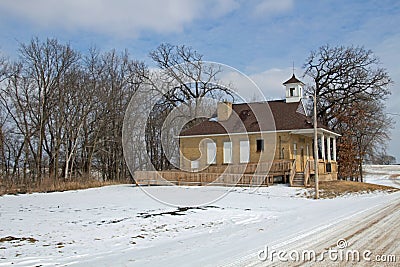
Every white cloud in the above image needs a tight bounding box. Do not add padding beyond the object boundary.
[219,67,296,102]
[0,0,238,38]
[249,68,293,100]
[253,0,294,16]
[209,0,240,18]
[215,68,264,102]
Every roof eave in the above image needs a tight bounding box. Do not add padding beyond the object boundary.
[290,128,341,137]
[176,128,341,139]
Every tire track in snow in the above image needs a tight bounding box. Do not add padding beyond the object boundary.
[222,193,400,267]
[389,174,400,187]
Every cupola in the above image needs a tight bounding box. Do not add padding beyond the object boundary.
[283,74,304,103]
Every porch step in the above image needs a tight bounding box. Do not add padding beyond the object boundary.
[292,172,305,187]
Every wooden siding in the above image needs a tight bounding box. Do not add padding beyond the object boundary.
[179,132,314,172]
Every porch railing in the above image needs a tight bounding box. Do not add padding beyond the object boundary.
[135,159,294,187]
[203,159,292,175]
[134,171,274,187]
[304,159,311,186]
[289,160,297,186]
[304,159,338,185]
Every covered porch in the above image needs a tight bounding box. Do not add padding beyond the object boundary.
[289,128,340,182]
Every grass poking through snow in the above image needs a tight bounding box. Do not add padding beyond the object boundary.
[305,180,399,199]
[0,179,127,196]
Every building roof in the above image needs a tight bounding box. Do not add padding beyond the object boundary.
[179,100,332,137]
[283,74,304,85]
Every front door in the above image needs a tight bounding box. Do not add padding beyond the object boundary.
[300,148,305,172]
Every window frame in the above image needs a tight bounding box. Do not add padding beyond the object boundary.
[223,141,233,164]
[239,140,250,164]
[206,141,217,165]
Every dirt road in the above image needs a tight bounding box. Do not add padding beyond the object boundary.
[235,193,400,267]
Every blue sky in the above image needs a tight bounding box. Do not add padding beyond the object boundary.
[0,0,399,161]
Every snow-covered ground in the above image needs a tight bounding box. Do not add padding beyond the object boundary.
[364,164,400,188]
[0,165,399,266]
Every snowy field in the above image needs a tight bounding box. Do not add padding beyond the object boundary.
[0,165,399,266]
[364,164,400,188]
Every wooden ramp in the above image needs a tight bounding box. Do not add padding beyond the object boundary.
[134,171,273,187]
[135,160,295,187]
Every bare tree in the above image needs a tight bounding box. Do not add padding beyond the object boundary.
[1,39,240,190]
[143,43,234,170]
[304,44,393,180]
[18,37,80,180]
[0,53,9,178]
[336,99,393,181]
[0,52,10,83]
[370,153,396,165]
[149,43,234,113]
[0,38,150,190]
[0,105,6,178]
[80,48,144,181]
[0,51,15,180]
[1,64,38,183]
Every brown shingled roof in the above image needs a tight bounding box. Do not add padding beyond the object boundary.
[179,100,331,137]
[283,74,304,85]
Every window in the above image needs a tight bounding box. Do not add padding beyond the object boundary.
[240,140,250,163]
[207,142,216,164]
[290,87,295,97]
[293,143,297,157]
[317,139,322,159]
[223,141,232,164]
[256,139,264,152]
[191,160,199,171]
[326,162,332,173]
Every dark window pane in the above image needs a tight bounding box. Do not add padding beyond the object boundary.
[256,139,264,152]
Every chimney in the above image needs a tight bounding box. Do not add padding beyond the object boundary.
[217,101,232,121]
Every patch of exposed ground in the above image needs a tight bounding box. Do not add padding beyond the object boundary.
[305,180,399,199]
[0,236,38,244]
[0,180,125,196]
[137,206,219,218]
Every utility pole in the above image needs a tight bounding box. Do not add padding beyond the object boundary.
[313,91,319,199]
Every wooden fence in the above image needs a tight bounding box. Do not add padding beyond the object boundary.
[134,171,273,187]
[134,160,293,187]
